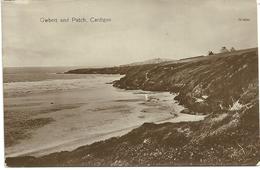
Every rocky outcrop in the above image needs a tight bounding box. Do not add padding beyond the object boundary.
[6,48,259,166]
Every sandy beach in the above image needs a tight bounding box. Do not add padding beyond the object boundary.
[4,74,205,158]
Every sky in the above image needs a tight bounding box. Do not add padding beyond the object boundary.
[2,0,258,67]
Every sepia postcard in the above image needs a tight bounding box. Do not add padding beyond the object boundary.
[2,0,260,167]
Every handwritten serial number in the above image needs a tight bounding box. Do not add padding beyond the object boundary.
[238,18,250,21]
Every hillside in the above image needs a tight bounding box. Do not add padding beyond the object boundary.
[65,58,172,75]
[6,48,259,166]
[113,48,258,114]
[121,58,173,66]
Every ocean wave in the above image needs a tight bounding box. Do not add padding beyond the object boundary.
[4,75,122,97]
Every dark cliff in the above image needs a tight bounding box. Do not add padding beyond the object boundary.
[113,48,258,115]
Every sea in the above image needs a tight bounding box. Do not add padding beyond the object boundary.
[3,67,205,157]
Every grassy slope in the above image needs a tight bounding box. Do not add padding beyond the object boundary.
[6,48,259,166]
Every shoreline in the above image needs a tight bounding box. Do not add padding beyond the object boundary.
[5,75,206,158]
[5,86,206,158]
